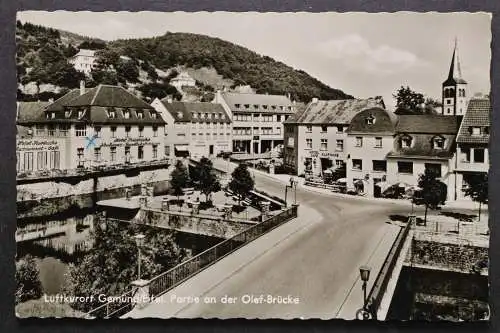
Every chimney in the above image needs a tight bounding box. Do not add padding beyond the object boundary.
[80,80,86,95]
[311,97,319,104]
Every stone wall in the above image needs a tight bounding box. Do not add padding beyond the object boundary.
[134,209,256,239]
[408,240,488,274]
[17,168,171,219]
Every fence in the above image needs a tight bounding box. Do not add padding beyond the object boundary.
[304,180,346,193]
[84,204,298,318]
[365,215,413,318]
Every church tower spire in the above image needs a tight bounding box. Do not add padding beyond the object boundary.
[442,38,468,116]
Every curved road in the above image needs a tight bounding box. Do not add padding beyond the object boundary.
[128,161,472,319]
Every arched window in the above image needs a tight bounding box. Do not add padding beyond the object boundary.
[449,88,455,97]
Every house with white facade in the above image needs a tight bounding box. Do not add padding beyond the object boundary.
[170,71,196,91]
[214,91,295,155]
[283,97,385,176]
[454,97,490,200]
[151,98,232,160]
[69,49,97,75]
[385,115,460,200]
[346,107,398,197]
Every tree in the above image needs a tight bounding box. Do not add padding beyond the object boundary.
[464,173,488,222]
[423,97,442,115]
[63,220,186,312]
[229,162,255,205]
[393,86,425,115]
[194,157,221,202]
[412,169,447,226]
[16,255,42,304]
[116,59,140,83]
[170,160,189,206]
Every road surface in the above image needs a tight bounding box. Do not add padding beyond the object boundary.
[127,160,475,319]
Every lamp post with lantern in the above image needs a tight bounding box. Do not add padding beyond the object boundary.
[133,233,146,280]
[356,265,373,320]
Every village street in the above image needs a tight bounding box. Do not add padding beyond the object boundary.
[126,159,480,319]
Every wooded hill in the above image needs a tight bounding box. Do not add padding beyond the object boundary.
[16,21,353,103]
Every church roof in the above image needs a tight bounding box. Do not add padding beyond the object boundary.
[443,39,467,85]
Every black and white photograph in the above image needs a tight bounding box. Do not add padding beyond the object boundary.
[14,11,491,321]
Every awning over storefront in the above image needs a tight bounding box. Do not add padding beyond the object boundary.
[174,145,190,157]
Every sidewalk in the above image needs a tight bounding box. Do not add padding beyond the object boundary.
[213,158,486,212]
[124,202,323,318]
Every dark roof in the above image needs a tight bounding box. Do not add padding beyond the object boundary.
[347,107,398,135]
[44,89,81,112]
[66,85,154,109]
[387,133,456,160]
[457,98,491,144]
[17,101,50,124]
[443,42,467,85]
[396,115,460,134]
[221,92,294,114]
[286,97,385,125]
[161,100,231,124]
[26,86,165,125]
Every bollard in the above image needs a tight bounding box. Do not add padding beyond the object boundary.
[259,201,271,221]
[192,202,200,215]
[141,184,147,196]
[139,196,147,208]
[161,198,170,211]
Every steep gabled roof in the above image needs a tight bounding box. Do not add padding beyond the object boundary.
[287,97,385,125]
[66,85,154,109]
[396,115,460,134]
[457,98,490,144]
[443,39,467,85]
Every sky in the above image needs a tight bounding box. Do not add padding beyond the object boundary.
[18,11,491,109]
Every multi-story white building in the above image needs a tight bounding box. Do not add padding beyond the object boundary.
[346,107,398,196]
[283,97,385,176]
[16,83,166,172]
[69,49,97,75]
[385,115,460,200]
[214,91,295,155]
[170,71,196,90]
[151,98,232,160]
[454,97,490,200]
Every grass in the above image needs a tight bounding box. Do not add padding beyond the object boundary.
[16,298,86,318]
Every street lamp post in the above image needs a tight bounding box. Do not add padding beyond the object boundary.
[134,233,146,280]
[357,265,372,320]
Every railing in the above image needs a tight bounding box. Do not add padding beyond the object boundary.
[84,204,298,318]
[365,215,413,318]
[84,289,137,319]
[148,204,297,299]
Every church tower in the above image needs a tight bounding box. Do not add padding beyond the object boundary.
[442,39,468,116]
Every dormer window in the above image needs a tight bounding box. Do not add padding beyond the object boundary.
[365,115,375,125]
[137,111,144,119]
[244,104,250,109]
[471,127,481,136]
[151,112,157,119]
[193,113,198,119]
[107,108,116,119]
[65,110,72,118]
[177,112,183,119]
[235,104,240,108]
[124,110,130,119]
[433,136,445,149]
[287,106,292,111]
[220,114,225,119]
[401,135,413,148]
[214,113,219,119]
[51,112,56,119]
